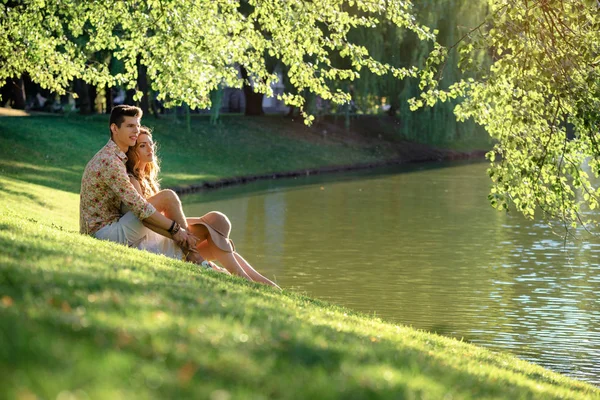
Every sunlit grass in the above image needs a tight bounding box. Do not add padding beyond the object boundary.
[2,206,598,399]
[0,114,598,399]
[1,176,79,229]
[160,172,220,186]
[0,114,412,193]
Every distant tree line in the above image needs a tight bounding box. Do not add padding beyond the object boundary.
[0,1,436,122]
[1,0,489,146]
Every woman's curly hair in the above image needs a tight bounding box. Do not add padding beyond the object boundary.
[126,126,161,198]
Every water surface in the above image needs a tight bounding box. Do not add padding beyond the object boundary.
[183,162,600,385]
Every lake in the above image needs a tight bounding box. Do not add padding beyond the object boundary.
[182,161,600,385]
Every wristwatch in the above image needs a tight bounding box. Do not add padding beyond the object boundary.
[201,260,211,269]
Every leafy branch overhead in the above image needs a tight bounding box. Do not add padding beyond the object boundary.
[4,0,600,228]
[413,0,600,231]
[0,0,436,122]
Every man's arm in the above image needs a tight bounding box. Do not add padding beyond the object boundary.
[127,176,198,253]
[103,164,196,251]
[144,212,198,252]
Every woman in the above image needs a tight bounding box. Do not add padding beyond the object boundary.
[125,126,281,290]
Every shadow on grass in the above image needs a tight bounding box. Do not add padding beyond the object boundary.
[0,257,589,399]
[0,161,82,194]
[0,181,44,202]
[0,216,594,398]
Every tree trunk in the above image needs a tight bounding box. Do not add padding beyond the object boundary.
[387,104,397,117]
[1,77,26,109]
[150,92,161,118]
[89,84,97,113]
[286,105,296,117]
[125,89,136,106]
[74,79,92,114]
[239,66,264,116]
[244,90,264,116]
[105,85,113,113]
[137,57,150,115]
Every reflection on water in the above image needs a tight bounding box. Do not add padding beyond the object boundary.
[183,161,600,385]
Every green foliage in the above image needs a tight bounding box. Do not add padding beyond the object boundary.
[414,0,600,228]
[345,1,490,146]
[0,0,436,123]
[5,0,599,226]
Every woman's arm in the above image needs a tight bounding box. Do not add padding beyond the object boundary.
[129,176,168,236]
[129,176,197,250]
[129,176,169,237]
[129,176,143,196]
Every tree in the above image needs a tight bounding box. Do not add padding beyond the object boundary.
[239,65,264,116]
[0,0,436,123]
[413,0,600,231]
[0,76,26,109]
[334,1,489,144]
[5,0,598,229]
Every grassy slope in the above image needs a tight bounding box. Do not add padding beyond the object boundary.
[0,114,404,193]
[0,114,598,399]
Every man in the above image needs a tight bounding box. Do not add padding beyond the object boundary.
[80,105,203,262]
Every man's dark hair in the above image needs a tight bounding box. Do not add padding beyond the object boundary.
[109,105,143,137]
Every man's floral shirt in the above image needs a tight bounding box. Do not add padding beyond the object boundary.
[80,139,156,235]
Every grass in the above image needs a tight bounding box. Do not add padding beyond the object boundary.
[0,113,598,399]
[0,113,417,194]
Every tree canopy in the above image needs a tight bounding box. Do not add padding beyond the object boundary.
[339,1,489,144]
[0,0,436,122]
[413,0,600,231]
[3,0,600,229]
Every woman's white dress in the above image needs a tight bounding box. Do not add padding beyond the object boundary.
[120,203,184,260]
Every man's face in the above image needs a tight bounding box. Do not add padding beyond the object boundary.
[111,116,141,152]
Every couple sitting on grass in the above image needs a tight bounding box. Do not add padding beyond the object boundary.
[80,105,280,289]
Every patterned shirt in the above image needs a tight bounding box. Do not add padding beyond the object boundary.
[80,139,156,235]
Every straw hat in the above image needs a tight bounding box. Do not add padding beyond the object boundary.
[188,211,235,253]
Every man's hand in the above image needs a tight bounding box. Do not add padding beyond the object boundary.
[172,229,209,265]
[172,228,197,251]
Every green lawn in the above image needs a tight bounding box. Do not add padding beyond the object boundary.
[0,113,598,399]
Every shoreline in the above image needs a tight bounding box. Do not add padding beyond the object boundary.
[171,149,488,194]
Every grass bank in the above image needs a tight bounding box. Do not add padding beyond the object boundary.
[0,113,598,399]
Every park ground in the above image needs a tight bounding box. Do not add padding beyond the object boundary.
[0,111,598,399]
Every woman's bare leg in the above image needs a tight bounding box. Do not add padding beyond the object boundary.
[147,190,188,228]
[201,237,280,289]
[194,240,231,275]
[187,219,280,289]
[233,252,281,289]
[206,242,253,282]
[188,224,250,279]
